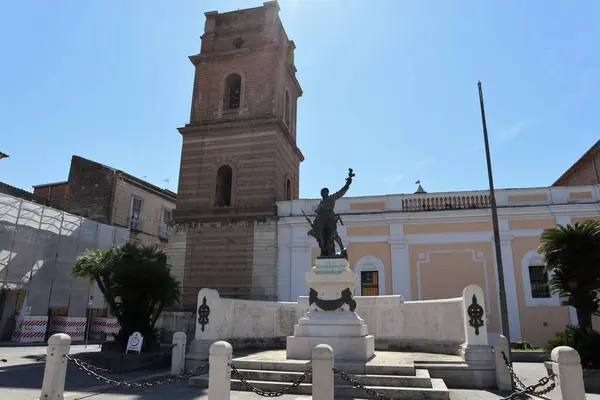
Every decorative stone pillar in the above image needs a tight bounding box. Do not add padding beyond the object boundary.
[171,331,187,375]
[312,344,334,399]
[187,288,220,369]
[493,335,512,391]
[40,333,71,400]
[460,284,494,383]
[551,346,586,400]
[208,341,232,400]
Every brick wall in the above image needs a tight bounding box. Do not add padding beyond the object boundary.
[556,151,600,186]
[0,182,49,205]
[33,182,68,209]
[63,156,115,224]
[173,3,303,306]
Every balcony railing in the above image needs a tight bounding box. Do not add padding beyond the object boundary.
[128,217,143,232]
[402,194,491,212]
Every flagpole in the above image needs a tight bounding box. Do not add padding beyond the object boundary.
[477,81,512,366]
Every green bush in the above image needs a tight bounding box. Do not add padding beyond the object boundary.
[511,341,535,350]
[545,325,600,369]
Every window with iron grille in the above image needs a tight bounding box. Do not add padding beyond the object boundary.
[360,270,379,296]
[160,209,171,237]
[529,265,551,298]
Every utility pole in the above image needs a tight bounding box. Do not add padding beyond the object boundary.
[477,81,512,365]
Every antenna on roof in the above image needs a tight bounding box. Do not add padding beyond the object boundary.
[161,178,170,188]
[142,176,148,181]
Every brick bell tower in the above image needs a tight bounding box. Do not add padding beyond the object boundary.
[170,1,303,309]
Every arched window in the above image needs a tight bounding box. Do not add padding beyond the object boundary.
[215,165,233,207]
[223,74,241,110]
[285,178,292,200]
[284,90,291,125]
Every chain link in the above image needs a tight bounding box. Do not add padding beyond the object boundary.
[66,355,205,388]
[229,363,311,397]
[500,351,556,399]
[333,367,394,400]
[67,354,165,374]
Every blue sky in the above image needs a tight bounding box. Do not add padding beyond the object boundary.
[1,1,598,198]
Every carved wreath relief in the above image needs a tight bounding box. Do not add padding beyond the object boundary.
[309,288,357,312]
[197,296,210,332]
[467,294,484,335]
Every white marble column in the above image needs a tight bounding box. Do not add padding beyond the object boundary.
[496,234,523,342]
[290,243,311,301]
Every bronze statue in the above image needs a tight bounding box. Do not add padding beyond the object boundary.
[304,169,355,259]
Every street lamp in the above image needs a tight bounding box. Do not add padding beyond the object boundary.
[477,81,512,365]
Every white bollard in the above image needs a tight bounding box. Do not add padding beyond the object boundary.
[208,341,232,400]
[171,331,187,376]
[493,335,512,391]
[551,346,586,400]
[40,333,71,400]
[312,344,334,400]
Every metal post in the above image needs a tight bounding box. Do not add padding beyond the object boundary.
[477,81,512,365]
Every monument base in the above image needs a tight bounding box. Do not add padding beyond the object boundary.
[286,257,375,361]
[286,334,375,360]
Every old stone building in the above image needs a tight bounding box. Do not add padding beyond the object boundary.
[34,155,176,250]
[168,1,303,308]
[553,139,600,186]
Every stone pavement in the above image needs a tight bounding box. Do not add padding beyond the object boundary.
[2,345,600,399]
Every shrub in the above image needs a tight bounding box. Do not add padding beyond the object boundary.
[545,325,600,369]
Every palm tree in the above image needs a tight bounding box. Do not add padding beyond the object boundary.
[73,242,180,351]
[538,220,600,332]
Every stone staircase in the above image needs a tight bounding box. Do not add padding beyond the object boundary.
[190,357,450,399]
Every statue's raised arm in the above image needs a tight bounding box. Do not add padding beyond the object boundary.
[330,168,355,201]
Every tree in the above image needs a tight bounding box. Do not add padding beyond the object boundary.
[538,220,600,332]
[73,242,180,351]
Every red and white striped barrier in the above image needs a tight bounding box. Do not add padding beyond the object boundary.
[49,317,87,342]
[11,316,48,343]
[90,318,120,341]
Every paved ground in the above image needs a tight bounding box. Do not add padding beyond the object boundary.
[1,345,599,399]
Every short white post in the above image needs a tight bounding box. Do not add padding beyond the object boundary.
[171,331,187,375]
[208,341,232,400]
[551,346,586,400]
[493,335,512,391]
[462,284,489,346]
[40,333,71,400]
[312,344,334,400]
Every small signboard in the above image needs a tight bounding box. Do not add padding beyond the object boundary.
[126,332,143,353]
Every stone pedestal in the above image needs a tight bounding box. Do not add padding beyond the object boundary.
[286,258,375,361]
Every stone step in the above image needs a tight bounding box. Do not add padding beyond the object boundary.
[230,368,433,387]
[190,372,450,399]
[231,358,416,375]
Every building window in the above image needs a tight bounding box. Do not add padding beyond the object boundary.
[160,209,171,238]
[284,90,291,126]
[285,178,292,200]
[129,197,143,230]
[529,265,551,298]
[215,165,233,207]
[360,271,379,296]
[224,74,241,109]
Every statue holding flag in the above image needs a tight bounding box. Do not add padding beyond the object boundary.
[303,169,355,259]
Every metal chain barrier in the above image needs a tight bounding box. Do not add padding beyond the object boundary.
[66,354,165,374]
[229,363,311,397]
[500,351,556,400]
[332,367,394,400]
[66,355,206,388]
